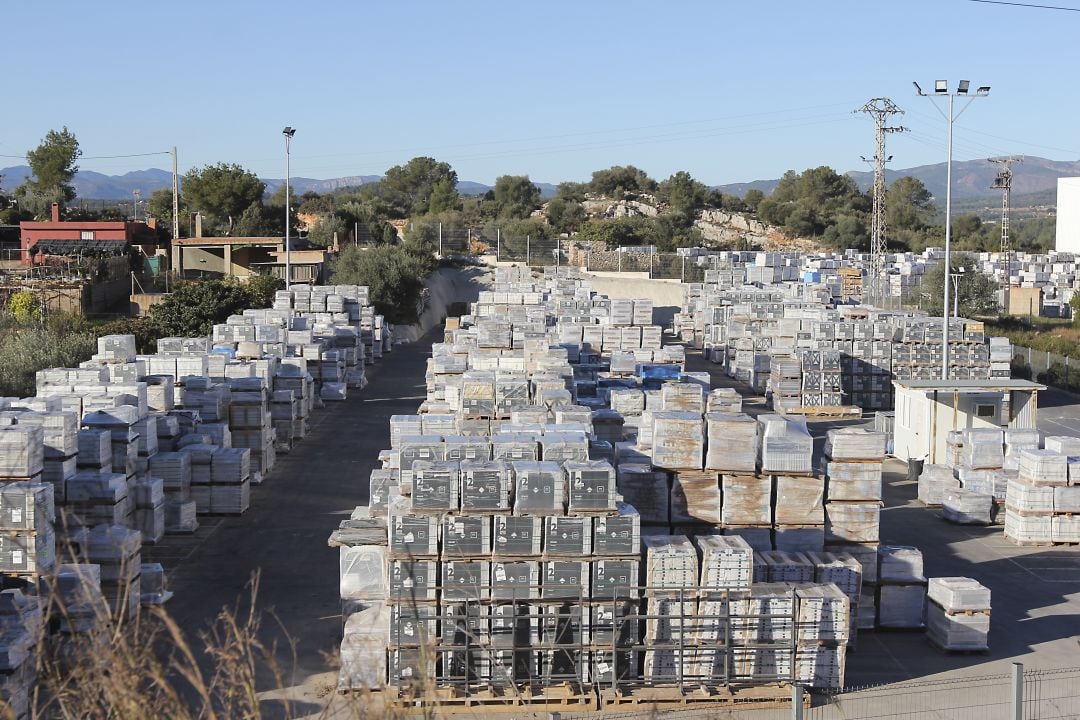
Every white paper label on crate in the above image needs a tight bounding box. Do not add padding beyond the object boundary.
[403,532,415,543]
[11,550,22,566]
[495,565,507,581]
[10,509,21,525]
[402,578,413,588]
[598,661,611,675]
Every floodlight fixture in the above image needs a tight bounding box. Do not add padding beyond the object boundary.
[935,80,948,93]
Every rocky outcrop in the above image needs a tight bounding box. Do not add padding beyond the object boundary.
[693,209,771,247]
[581,196,660,219]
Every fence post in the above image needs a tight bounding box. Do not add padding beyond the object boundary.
[526,235,531,266]
[438,222,443,257]
[791,684,804,720]
[618,251,622,273]
[681,255,685,283]
[1067,355,1071,389]
[649,248,654,278]
[496,228,501,262]
[1011,662,1023,720]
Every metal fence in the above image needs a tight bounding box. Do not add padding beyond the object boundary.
[1011,345,1080,394]
[561,664,1080,720]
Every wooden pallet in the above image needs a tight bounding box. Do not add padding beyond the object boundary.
[599,682,804,709]
[349,684,596,712]
[1003,535,1058,547]
[783,405,863,418]
[927,636,990,655]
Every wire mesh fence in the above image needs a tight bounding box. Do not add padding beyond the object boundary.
[1012,345,1080,394]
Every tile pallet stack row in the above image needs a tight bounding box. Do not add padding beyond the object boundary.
[679,281,1013,412]
[823,428,889,630]
[335,268,873,702]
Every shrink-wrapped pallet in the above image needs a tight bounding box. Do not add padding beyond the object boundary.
[511,461,565,516]
[774,475,825,525]
[1052,515,1080,542]
[540,431,589,464]
[917,463,959,506]
[1005,509,1052,543]
[696,534,754,590]
[962,429,1003,470]
[660,383,704,413]
[878,546,925,583]
[927,603,989,651]
[824,428,886,461]
[825,461,883,502]
[730,583,795,642]
[927,577,990,611]
[459,460,511,513]
[795,583,850,642]
[410,461,460,513]
[807,552,863,605]
[490,433,538,462]
[339,604,391,690]
[721,474,771,526]
[825,502,880,543]
[1054,485,1080,513]
[338,545,389,600]
[443,436,491,463]
[593,503,642,557]
[0,427,44,478]
[564,460,616,513]
[723,525,773,552]
[706,388,742,413]
[651,412,704,470]
[795,643,846,689]
[442,514,492,558]
[760,550,814,583]
[758,415,812,475]
[877,583,926,629]
[704,412,758,472]
[616,463,669,525]
[942,489,994,525]
[1006,477,1055,512]
[1044,435,1080,457]
[774,524,824,553]
[670,470,721,525]
[1017,449,1069,486]
[642,535,698,591]
[493,515,542,556]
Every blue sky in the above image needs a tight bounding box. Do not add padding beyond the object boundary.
[2,0,1078,186]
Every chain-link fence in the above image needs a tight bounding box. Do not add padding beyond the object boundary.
[494,234,562,267]
[1012,344,1080,394]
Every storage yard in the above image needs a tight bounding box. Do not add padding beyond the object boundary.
[1,260,1079,718]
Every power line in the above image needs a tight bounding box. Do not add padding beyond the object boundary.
[0,150,170,160]
[968,0,1080,10]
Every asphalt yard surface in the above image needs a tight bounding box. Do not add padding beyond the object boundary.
[145,327,440,717]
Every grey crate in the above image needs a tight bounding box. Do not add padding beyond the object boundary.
[490,560,540,601]
[388,560,438,602]
[592,504,642,556]
[442,515,491,558]
[592,559,640,601]
[389,514,439,557]
[492,515,543,556]
[460,461,512,513]
[542,561,589,600]
[388,602,439,647]
[442,560,491,601]
[544,516,592,556]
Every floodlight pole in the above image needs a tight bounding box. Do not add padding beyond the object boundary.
[914,81,989,380]
[283,127,296,289]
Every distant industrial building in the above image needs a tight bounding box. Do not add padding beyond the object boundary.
[1055,177,1080,253]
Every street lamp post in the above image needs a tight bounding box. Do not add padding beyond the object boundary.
[950,265,966,318]
[913,80,990,380]
[282,126,296,289]
[132,189,141,222]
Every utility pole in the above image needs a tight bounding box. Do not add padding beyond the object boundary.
[991,156,1022,311]
[171,147,180,240]
[856,98,907,306]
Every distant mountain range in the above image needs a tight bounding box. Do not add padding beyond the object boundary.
[2,156,1076,208]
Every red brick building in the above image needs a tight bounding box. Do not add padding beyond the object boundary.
[19,203,156,264]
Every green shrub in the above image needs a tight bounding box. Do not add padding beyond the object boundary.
[7,290,41,325]
[330,245,430,324]
[0,326,97,397]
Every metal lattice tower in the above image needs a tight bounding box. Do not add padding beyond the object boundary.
[856,98,907,304]
[990,156,1022,290]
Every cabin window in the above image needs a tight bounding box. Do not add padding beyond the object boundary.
[976,404,996,419]
[80,230,95,240]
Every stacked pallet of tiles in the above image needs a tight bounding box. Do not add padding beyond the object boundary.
[227,377,273,483]
[641,535,706,684]
[769,355,802,413]
[823,428,886,630]
[795,348,844,410]
[149,449,197,534]
[876,546,927,630]
[926,577,990,652]
[917,463,960,507]
[1006,447,1072,545]
[87,523,142,622]
[0,588,44,718]
[949,428,1005,529]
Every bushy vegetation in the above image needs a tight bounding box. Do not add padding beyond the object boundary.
[905,253,1000,317]
[0,320,97,397]
[330,245,432,325]
[147,276,284,337]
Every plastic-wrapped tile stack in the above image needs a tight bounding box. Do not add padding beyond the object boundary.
[917,463,960,506]
[1006,447,1070,544]
[759,415,813,475]
[876,546,927,629]
[823,428,886,629]
[926,577,990,651]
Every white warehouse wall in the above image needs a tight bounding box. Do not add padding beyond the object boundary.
[1056,177,1080,253]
